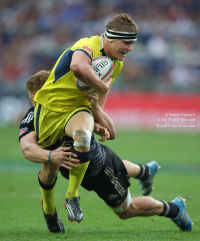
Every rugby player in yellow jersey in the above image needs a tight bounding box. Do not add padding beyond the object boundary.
[19,70,110,233]
[33,13,139,222]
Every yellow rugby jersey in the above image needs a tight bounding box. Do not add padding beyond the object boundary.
[34,35,124,113]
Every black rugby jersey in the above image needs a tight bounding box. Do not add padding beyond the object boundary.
[19,107,34,141]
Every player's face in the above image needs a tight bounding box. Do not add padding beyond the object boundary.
[28,90,38,107]
[109,40,135,61]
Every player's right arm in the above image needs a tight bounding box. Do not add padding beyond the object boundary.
[70,51,111,94]
[20,132,79,169]
[19,108,79,169]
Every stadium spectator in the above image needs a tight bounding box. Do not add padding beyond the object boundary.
[0,0,199,91]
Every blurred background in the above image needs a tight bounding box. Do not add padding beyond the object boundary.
[0,2,200,238]
[0,0,200,127]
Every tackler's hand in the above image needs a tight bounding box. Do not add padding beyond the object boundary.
[94,123,110,142]
[49,147,79,170]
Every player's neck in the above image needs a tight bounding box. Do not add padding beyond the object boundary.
[102,35,111,58]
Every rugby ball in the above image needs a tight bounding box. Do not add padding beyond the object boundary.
[76,56,114,92]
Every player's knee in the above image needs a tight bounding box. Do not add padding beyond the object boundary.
[41,165,59,182]
[38,171,57,189]
[46,169,58,180]
[72,130,92,163]
[73,130,92,150]
[116,203,137,220]
[111,190,133,219]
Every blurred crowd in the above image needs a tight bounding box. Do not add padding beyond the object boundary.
[0,0,200,93]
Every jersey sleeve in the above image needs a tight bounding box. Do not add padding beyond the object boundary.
[71,37,98,60]
[18,107,35,142]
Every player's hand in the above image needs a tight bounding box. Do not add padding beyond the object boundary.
[94,123,110,142]
[49,147,79,170]
[85,92,98,108]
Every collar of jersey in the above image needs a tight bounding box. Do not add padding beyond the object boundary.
[100,34,106,57]
[100,34,116,60]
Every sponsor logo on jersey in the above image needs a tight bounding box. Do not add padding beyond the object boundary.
[19,127,28,136]
[107,194,118,200]
[83,46,93,57]
[21,112,34,124]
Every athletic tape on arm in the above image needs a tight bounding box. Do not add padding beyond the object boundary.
[73,130,92,147]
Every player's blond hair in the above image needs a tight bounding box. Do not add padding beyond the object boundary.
[106,13,139,33]
[25,70,50,91]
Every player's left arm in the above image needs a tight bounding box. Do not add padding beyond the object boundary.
[85,92,116,140]
[97,86,110,110]
[97,61,121,109]
[92,62,122,138]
